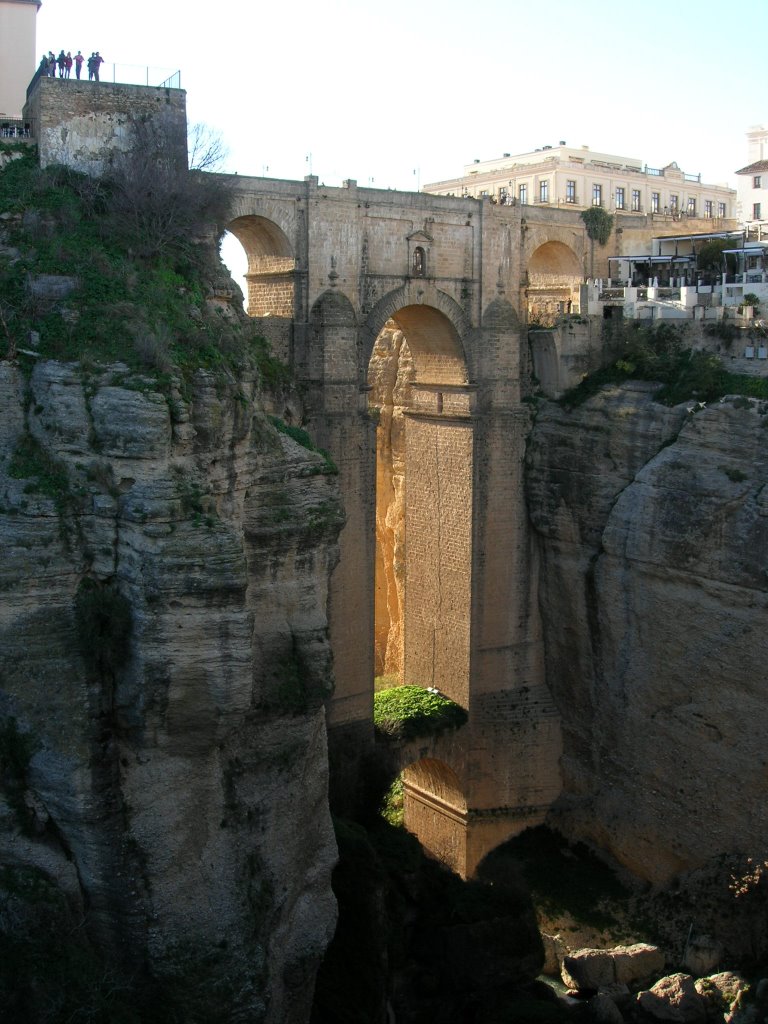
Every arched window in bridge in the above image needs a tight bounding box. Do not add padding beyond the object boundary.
[412,246,426,277]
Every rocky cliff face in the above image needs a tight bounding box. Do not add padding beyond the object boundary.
[369,323,415,680]
[0,358,343,1021]
[527,382,768,885]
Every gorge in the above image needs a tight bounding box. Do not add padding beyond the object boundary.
[1,93,768,1022]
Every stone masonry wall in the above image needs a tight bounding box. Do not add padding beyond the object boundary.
[404,413,474,707]
[24,76,187,175]
[246,269,294,317]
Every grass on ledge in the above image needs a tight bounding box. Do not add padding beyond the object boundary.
[373,685,467,741]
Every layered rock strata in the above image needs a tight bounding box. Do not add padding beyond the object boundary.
[369,323,415,679]
[0,358,343,1021]
[527,383,768,884]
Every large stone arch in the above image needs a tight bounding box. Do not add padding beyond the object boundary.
[527,239,583,325]
[361,283,471,385]
[226,212,295,319]
[363,290,476,712]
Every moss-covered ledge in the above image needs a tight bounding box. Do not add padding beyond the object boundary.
[373,685,467,741]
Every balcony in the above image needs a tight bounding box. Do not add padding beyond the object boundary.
[1,119,34,139]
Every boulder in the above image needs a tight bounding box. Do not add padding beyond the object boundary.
[684,935,723,976]
[562,942,664,991]
[695,972,749,1021]
[636,973,706,1022]
[613,943,666,986]
[562,948,616,991]
[541,932,564,976]
[588,992,625,1024]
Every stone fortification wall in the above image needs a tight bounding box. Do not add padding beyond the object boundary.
[24,76,187,175]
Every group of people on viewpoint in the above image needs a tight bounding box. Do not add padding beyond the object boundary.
[39,50,104,82]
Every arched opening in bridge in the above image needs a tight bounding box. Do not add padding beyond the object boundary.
[224,214,295,317]
[367,303,473,709]
[219,231,248,309]
[527,240,582,325]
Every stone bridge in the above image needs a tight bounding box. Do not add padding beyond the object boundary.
[221,173,581,875]
[21,75,584,877]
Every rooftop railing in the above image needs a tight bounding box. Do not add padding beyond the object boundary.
[27,64,181,99]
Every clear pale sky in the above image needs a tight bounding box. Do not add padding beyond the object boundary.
[35,0,766,189]
[33,0,767,284]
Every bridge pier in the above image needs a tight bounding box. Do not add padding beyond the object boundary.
[222,175,566,872]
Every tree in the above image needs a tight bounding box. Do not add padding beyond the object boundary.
[697,237,738,275]
[187,123,228,172]
[104,117,231,262]
[581,207,614,278]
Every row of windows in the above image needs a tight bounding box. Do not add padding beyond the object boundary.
[514,180,726,217]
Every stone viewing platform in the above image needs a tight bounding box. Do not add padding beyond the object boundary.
[22,73,187,175]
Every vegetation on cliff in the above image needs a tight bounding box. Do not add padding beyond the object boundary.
[0,149,341,1024]
[561,321,768,407]
[0,153,281,391]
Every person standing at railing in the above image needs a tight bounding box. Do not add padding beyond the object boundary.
[74,51,84,79]
[64,52,73,79]
[88,52,104,82]
[57,51,66,77]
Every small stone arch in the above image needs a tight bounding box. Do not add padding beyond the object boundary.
[477,297,523,396]
[527,239,582,325]
[412,246,426,277]
[307,290,358,390]
[482,296,520,331]
[362,284,471,386]
[226,213,295,318]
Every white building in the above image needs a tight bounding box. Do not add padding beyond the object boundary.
[735,125,768,241]
[424,142,735,222]
[0,0,40,119]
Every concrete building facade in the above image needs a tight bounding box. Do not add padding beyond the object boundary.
[425,142,735,224]
[735,124,768,240]
[0,0,40,119]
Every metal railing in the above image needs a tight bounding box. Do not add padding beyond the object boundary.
[0,118,34,139]
[27,64,181,99]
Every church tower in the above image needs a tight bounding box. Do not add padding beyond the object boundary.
[0,0,41,118]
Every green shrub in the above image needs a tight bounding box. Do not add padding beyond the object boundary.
[380,776,404,827]
[8,434,69,500]
[0,155,280,397]
[373,685,467,740]
[561,321,768,407]
[269,416,338,474]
